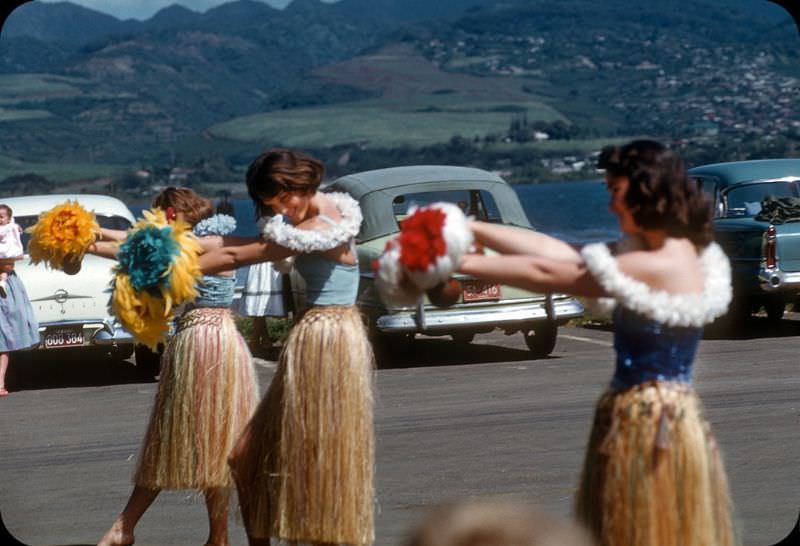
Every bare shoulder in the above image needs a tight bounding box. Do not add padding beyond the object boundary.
[616,241,703,293]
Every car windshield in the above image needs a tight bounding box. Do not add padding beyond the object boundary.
[724,181,800,218]
[391,189,501,227]
[15,214,133,252]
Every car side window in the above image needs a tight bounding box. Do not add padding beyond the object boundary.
[724,182,800,218]
[391,190,501,227]
[693,176,721,217]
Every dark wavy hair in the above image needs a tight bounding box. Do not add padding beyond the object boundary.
[246,148,324,217]
[597,140,713,247]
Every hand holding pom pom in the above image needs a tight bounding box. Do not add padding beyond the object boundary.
[426,278,463,308]
[375,202,472,307]
[62,255,82,275]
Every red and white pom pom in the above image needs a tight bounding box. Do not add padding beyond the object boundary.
[374,202,473,306]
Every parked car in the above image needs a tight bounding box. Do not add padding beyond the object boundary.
[296,165,584,357]
[690,159,800,321]
[1,195,155,368]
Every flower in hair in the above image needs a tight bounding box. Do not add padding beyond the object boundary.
[193,214,237,237]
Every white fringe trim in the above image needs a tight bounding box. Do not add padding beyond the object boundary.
[261,192,362,253]
[580,241,732,327]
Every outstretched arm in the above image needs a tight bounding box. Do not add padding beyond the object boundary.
[98,228,128,242]
[470,221,583,263]
[458,253,605,297]
[86,241,120,260]
[199,238,296,274]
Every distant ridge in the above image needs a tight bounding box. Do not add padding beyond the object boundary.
[1,1,135,45]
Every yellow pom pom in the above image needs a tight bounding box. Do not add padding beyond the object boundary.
[27,201,101,270]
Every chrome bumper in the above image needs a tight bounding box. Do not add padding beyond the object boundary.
[374,298,585,334]
[758,267,800,292]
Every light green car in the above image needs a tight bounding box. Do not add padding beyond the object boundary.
[294,165,585,357]
[690,159,800,322]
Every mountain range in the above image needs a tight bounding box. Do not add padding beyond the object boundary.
[0,0,797,182]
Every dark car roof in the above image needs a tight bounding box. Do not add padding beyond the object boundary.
[689,159,800,186]
[328,165,530,242]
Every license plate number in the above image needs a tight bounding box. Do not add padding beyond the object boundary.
[43,326,85,349]
[462,280,501,302]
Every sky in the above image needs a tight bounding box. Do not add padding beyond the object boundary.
[35,0,337,21]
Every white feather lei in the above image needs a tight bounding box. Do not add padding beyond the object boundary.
[581,241,732,327]
[375,202,473,306]
[261,192,362,252]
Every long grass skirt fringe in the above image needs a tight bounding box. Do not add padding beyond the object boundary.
[230,305,375,546]
[134,307,258,491]
[575,381,735,546]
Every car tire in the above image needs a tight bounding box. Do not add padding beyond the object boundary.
[109,344,134,361]
[134,344,162,380]
[451,332,475,344]
[524,322,557,358]
[764,299,786,323]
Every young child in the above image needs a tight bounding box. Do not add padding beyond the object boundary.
[0,205,24,298]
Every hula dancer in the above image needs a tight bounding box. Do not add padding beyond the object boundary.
[454,140,735,546]
[89,188,259,546]
[199,149,374,546]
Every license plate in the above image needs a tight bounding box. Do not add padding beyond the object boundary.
[43,326,85,349]
[462,280,501,302]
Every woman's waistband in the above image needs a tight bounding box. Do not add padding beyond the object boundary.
[177,307,232,330]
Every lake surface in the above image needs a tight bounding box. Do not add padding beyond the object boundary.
[130,180,620,245]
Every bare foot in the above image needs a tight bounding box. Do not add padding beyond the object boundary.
[97,521,134,546]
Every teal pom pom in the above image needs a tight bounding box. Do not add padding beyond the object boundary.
[117,225,180,291]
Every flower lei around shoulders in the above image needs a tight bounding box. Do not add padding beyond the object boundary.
[261,192,362,252]
[110,208,203,350]
[193,213,237,237]
[580,241,732,327]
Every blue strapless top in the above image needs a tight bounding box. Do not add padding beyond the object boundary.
[611,306,702,390]
[192,275,236,308]
[294,252,358,306]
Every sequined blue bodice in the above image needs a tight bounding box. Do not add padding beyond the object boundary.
[612,306,702,390]
[293,253,358,306]
[192,274,236,308]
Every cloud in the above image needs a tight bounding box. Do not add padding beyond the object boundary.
[36,0,292,21]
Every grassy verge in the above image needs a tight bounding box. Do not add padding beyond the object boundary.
[233,316,292,343]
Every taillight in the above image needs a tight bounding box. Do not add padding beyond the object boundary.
[765,225,777,269]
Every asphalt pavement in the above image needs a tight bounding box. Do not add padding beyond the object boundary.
[0,317,797,546]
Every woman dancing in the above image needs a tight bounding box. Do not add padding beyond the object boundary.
[93,187,258,546]
[457,140,735,546]
[199,148,374,546]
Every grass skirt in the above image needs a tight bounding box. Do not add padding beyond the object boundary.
[134,307,258,490]
[230,305,375,546]
[575,381,735,546]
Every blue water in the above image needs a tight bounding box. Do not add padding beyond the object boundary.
[130,180,620,245]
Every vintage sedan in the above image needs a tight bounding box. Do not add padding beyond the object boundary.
[690,159,800,321]
[297,165,585,356]
[3,195,141,361]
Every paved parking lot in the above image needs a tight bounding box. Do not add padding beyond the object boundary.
[0,318,798,546]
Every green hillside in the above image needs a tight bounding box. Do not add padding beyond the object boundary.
[210,45,567,147]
